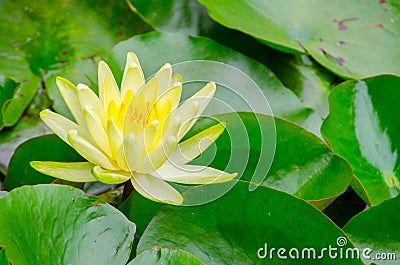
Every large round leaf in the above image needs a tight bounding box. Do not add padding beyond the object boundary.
[3,135,84,190]
[198,0,400,79]
[190,112,353,208]
[137,182,363,264]
[0,0,151,124]
[128,248,203,265]
[343,195,400,264]
[128,0,337,118]
[108,31,322,135]
[322,75,400,206]
[0,184,136,265]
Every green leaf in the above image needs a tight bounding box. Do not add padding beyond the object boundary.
[321,75,400,205]
[189,112,353,208]
[128,247,203,265]
[119,189,163,257]
[0,184,135,265]
[128,0,212,35]
[0,76,19,129]
[262,53,337,118]
[198,0,400,79]
[0,249,8,265]
[4,134,84,190]
[343,195,400,264]
[108,31,322,135]
[0,0,151,122]
[0,87,51,174]
[0,191,7,199]
[2,76,41,127]
[137,182,363,264]
[128,0,337,118]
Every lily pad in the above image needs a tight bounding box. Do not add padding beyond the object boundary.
[343,195,400,264]
[0,0,151,123]
[119,189,163,257]
[189,112,353,208]
[198,0,400,79]
[0,76,19,130]
[322,75,400,205]
[108,31,322,134]
[128,248,203,265]
[128,0,337,118]
[0,184,136,265]
[137,182,363,264]
[262,53,337,118]
[0,249,7,265]
[0,87,51,174]
[4,134,84,190]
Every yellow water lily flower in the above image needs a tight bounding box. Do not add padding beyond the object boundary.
[30,52,237,205]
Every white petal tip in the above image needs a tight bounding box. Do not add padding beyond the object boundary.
[76,83,89,90]
[68,129,78,137]
[163,63,172,69]
[127,51,138,59]
[39,109,50,117]
[84,105,93,111]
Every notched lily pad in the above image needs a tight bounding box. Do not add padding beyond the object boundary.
[0,184,136,265]
[198,0,400,79]
[137,182,363,264]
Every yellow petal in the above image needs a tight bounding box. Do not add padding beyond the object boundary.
[83,105,113,157]
[176,82,216,140]
[121,52,145,96]
[30,161,96,182]
[156,116,181,148]
[131,173,183,205]
[138,76,158,107]
[155,63,172,96]
[152,163,237,184]
[92,166,131,184]
[77,83,105,125]
[107,117,123,157]
[169,122,225,165]
[146,83,182,144]
[40,109,93,146]
[122,92,147,135]
[136,136,177,174]
[115,142,130,171]
[155,82,182,117]
[98,61,121,108]
[56,77,86,126]
[143,120,159,151]
[68,130,118,170]
[123,133,143,172]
